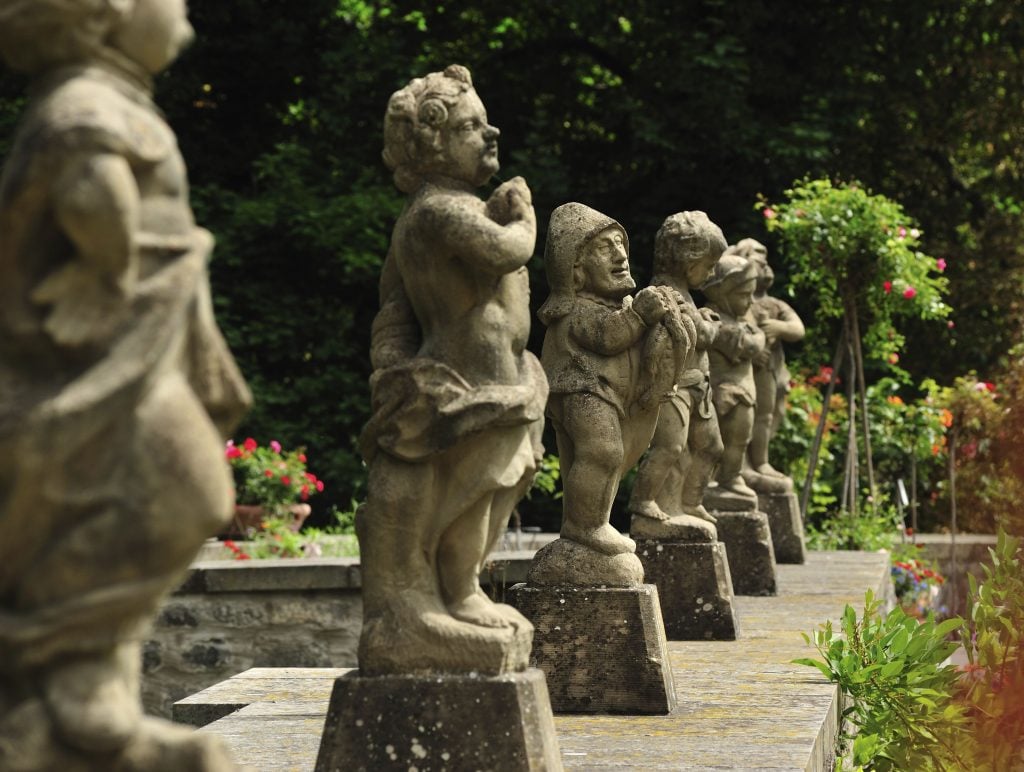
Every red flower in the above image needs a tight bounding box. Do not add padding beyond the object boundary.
[280,475,291,485]
[298,453,307,463]
[226,446,242,459]
[936,258,947,272]
[883,281,892,294]
[903,287,917,299]
[905,527,914,536]
[305,472,317,483]
[947,320,955,329]
[315,480,325,492]
[889,353,900,364]
[264,469,274,478]
[243,437,258,452]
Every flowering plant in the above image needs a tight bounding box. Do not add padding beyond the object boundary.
[225,437,325,514]
[757,178,950,367]
[890,545,945,618]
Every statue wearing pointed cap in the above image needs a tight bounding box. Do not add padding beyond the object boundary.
[539,203,695,563]
[357,65,547,675]
[701,253,766,510]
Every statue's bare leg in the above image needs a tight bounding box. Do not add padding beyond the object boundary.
[716,403,757,497]
[628,405,685,521]
[750,367,785,478]
[557,394,636,555]
[680,406,722,522]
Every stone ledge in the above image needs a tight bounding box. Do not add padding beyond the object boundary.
[186,550,891,770]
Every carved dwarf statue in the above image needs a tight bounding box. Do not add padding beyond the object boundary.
[701,254,766,511]
[628,212,727,537]
[539,203,694,559]
[0,0,248,768]
[726,238,805,491]
[357,65,547,675]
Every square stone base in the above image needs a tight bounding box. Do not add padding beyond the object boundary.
[507,584,676,714]
[636,540,739,640]
[315,669,562,771]
[758,491,807,564]
[712,510,778,596]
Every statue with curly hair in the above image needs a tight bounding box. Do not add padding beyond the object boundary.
[357,65,548,675]
[0,1,247,768]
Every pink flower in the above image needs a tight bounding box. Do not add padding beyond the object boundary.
[280,475,291,485]
[243,437,258,452]
[888,353,900,364]
[305,472,317,483]
[270,440,282,453]
[948,320,955,329]
[315,480,325,492]
[883,281,892,294]
[226,446,242,460]
[298,453,307,463]
[903,287,916,299]
[897,227,907,239]
[936,258,947,272]
[763,207,776,219]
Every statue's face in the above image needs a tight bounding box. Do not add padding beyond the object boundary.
[725,278,757,316]
[110,0,194,74]
[440,89,500,186]
[577,226,634,299]
[684,253,718,288]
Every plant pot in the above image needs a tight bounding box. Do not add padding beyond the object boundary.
[222,503,312,538]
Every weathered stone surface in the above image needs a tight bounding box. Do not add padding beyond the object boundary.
[629,512,716,543]
[527,537,644,587]
[315,668,562,771]
[540,203,696,571]
[636,540,739,640]
[189,551,894,770]
[358,64,546,677]
[508,584,676,714]
[759,490,807,564]
[701,254,764,511]
[726,239,806,493]
[628,213,727,527]
[713,510,778,596]
[0,1,246,768]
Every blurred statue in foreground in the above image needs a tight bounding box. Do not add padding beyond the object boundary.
[628,212,726,540]
[701,254,765,511]
[534,203,694,583]
[726,239,805,492]
[0,1,249,768]
[357,65,547,674]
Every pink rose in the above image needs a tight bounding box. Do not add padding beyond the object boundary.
[883,281,892,294]
[936,258,947,272]
[281,475,291,485]
[243,437,258,452]
[763,207,776,219]
[270,439,282,453]
[903,287,916,299]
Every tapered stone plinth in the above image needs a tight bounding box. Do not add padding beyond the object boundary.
[711,509,777,596]
[507,584,676,714]
[315,668,562,771]
[636,540,740,640]
[757,490,806,564]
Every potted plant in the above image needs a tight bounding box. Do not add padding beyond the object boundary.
[223,437,324,536]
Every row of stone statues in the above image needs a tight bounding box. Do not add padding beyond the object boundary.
[356,63,805,675]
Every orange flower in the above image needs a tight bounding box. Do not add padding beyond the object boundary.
[940,409,953,428]
[886,395,905,406]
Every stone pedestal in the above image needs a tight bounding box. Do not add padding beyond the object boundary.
[315,668,562,771]
[507,584,676,714]
[635,540,740,640]
[758,491,806,564]
[711,510,778,596]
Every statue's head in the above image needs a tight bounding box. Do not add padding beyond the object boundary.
[725,238,772,292]
[383,64,500,194]
[653,211,727,289]
[0,0,193,75]
[539,202,631,324]
[702,253,757,317]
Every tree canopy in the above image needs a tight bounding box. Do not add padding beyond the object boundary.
[2,0,1022,521]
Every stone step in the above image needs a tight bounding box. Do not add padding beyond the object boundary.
[180,550,892,771]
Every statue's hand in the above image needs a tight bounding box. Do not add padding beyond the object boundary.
[754,349,771,368]
[486,176,533,225]
[32,263,131,347]
[634,286,670,325]
[760,318,787,338]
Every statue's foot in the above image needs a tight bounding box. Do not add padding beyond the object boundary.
[629,500,671,521]
[561,522,636,556]
[680,503,718,524]
[42,651,140,753]
[719,476,757,498]
[448,592,512,629]
[756,463,787,479]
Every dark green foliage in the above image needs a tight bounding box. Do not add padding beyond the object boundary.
[2,1,1022,521]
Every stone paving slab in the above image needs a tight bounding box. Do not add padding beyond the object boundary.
[188,550,891,771]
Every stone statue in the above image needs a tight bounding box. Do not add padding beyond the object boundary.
[0,1,248,769]
[726,238,805,491]
[357,65,547,675]
[701,254,765,511]
[628,212,727,539]
[535,203,694,575]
